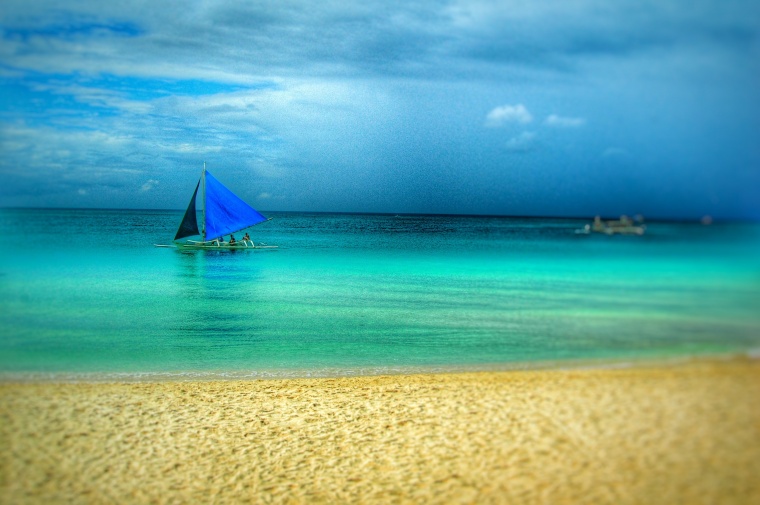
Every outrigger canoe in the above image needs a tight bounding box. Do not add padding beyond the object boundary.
[155,163,277,250]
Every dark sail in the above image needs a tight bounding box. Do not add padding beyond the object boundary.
[174,181,200,240]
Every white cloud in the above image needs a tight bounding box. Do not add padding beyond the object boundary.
[140,179,159,192]
[258,192,272,199]
[78,189,88,195]
[252,161,287,179]
[32,82,153,114]
[485,104,533,127]
[161,142,223,154]
[505,131,536,152]
[545,114,586,127]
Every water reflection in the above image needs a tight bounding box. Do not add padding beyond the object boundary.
[169,248,267,357]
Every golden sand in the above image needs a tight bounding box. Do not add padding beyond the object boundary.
[1,358,759,504]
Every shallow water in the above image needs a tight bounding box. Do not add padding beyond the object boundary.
[1,209,759,379]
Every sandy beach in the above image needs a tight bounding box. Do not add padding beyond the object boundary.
[1,358,759,504]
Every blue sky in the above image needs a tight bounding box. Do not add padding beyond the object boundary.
[1,0,758,219]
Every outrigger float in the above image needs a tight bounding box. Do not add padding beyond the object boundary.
[155,163,277,250]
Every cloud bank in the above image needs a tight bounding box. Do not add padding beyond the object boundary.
[0,0,758,218]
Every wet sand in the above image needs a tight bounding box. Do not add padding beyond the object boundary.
[2,358,759,504]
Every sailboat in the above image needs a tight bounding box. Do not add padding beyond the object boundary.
[169,164,277,249]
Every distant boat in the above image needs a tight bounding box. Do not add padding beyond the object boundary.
[170,164,277,250]
[576,215,645,235]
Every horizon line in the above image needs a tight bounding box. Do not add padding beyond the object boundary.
[1,206,755,224]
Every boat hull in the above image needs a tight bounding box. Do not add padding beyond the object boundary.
[176,243,278,250]
[156,240,278,250]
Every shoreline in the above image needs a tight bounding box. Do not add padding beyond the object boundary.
[1,350,756,383]
[2,356,759,504]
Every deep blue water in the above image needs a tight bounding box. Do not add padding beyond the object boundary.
[1,209,759,379]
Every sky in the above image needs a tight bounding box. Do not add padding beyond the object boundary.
[1,0,758,219]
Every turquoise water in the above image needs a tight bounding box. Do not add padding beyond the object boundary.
[1,209,759,379]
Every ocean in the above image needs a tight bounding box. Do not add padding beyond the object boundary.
[1,208,758,380]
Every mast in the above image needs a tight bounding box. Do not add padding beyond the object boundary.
[201,161,206,241]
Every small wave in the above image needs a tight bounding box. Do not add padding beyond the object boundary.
[2,353,748,383]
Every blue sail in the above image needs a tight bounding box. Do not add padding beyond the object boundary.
[204,171,268,240]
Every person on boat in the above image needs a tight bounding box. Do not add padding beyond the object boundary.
[229,234,236,245]
[242,232,251,244]
[592,215,604,232]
